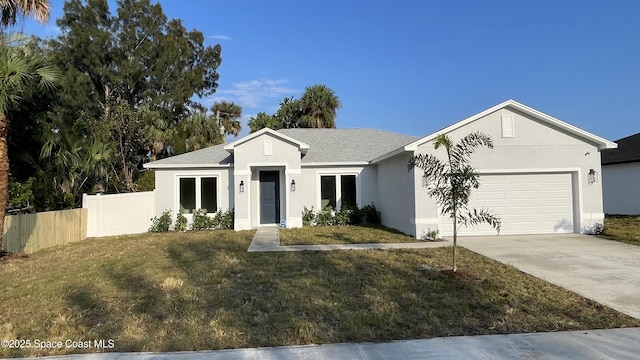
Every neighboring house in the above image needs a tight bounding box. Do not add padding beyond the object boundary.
[144,100,616,237]
[601,132,640,215]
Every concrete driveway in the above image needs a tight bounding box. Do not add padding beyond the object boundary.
[457,234,640,319]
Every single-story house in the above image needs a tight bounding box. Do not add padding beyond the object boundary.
[144,99,617,237]
[601,132,640,215]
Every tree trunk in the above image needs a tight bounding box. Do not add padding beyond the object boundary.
[0,113,10,252]
[452,213,457,272]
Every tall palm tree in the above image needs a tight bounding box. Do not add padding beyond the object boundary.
[212,100,242,139]
[0,32,57,250]
[0,0,50,26]
[299,84,341,128]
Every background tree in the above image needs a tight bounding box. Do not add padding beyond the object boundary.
[247,112,282,133]
[408,132,501,271]
[0,0,55,250]
[212,100,242,139]
[0,0,50,26]
[247,85,340,132]
[299,84,341,128]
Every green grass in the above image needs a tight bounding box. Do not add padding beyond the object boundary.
[1,230,638,358]
[279,225,420,245]
[602,216,640,245]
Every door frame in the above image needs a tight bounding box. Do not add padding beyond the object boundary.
[259,170,282,225]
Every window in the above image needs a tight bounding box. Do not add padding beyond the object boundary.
[321,176,336,209]
[320,174,357,209]
[179,177,218,214]
[180,178,196,213]
[341,175,356,208]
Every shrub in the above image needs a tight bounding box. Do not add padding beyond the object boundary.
[335,206,351,226]
[191,209,213,230]
[348,206,362,225]
[212,208,234,230]
[149,210,172,232]
[592,223,605,235]
[424,228,440,240]
[362,203,381,224]
[302,206,316,226]
[316,207,335,226]
[174,210,187,232]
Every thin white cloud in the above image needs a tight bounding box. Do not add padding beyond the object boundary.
[209,79,296,109]
[208,35,232,41]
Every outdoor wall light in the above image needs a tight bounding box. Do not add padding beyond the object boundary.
[291,179,296,192]
[239,180,245,193]
[588,169,598,184]
[422,174,429,188]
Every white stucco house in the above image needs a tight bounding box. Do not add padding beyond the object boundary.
[601,132,640,215]
[144,99,617,237]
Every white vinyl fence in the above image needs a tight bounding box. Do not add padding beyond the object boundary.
[83,191,155,237]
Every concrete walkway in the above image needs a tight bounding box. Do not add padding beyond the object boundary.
[13,328,640,359]
[458,234,640,319]
[247,226,450,252]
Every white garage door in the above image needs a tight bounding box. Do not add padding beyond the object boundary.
[442,173,575,235]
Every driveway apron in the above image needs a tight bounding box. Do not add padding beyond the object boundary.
[458,234,640,319]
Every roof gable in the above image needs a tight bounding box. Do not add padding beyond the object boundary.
[404,100,617,151]
[223,127,309,154]
[602,132,640,165]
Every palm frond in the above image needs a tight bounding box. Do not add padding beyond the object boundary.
[458,208,501,234]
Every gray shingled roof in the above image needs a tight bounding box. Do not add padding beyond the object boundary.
[145,128,418,167]
[602,132,640,165]
[146,144,232,167]
[279,128,418,163]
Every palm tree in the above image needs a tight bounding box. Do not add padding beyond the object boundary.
[182,110,223,151]
[0,0,50,26]
[212,100,242,139]
[0,32,57,250]
[299,84,341,128]
[408,132,501,271]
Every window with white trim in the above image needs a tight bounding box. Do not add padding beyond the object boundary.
[179,177,218,214]
[320,174,356,209]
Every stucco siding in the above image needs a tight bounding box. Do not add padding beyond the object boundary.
[153,168,232,222]
[376,153,415,236]
[603,163,640,215]
[414,108,605,235]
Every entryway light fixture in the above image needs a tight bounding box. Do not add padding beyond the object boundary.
[588,169,598,184]
[422,174,429,188]
[239,180,245,193]
[291,179,296,192]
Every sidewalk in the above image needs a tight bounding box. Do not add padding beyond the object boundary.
[247,226,450,252]
[12,328,640,359]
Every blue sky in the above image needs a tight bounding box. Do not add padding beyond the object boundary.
[24,0,640,141]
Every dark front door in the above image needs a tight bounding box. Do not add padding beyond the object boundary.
[260,171,280,224]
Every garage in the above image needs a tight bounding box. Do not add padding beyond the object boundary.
[442,173,576,235]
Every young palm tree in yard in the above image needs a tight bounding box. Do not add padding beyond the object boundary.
[408,131,501,271]
[299,84,341,128]
[0,31,57,250]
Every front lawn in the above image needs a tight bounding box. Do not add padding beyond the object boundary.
[1,230,638,358]
[279,225,420,245]
[602,216,640,246]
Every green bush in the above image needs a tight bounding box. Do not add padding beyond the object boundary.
[347,206,362,225]
[191,209,213,230]
[149,209,172,232]
[362,203,381,224]
[212,208,234,230]
[135,170,155,191]
[335,206,351,226]
[174,210,187,232]
[315,207,335,226]
[302,206,316,226]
